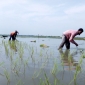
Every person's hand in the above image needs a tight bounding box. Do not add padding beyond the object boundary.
[76,44,78,50]
[76,44,78,46]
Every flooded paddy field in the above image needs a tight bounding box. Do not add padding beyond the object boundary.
[0,37,85,85]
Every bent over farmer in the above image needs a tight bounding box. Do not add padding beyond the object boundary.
[9,30,19,41]
[58,28,84,50]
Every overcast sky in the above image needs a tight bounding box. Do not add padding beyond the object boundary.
[0,0,85,36]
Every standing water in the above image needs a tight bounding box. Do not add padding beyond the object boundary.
[0,37,85,85]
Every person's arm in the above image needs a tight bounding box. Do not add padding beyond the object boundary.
[69,34,78,46]
[14,34,19,41]
[9,35,11,41]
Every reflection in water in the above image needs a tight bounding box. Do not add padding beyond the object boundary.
[58,49,83,85]
[9,41,17,52]
[59,49,79,70]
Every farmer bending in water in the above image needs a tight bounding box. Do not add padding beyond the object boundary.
[9,30,19,41]
[58,28,84,50]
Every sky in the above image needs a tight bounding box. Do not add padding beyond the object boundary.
[0,0,85,37]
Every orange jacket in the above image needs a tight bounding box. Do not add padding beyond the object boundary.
[10,32,16,36]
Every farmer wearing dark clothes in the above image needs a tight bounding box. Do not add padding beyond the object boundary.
[9,30,19,41]
[58,28,84,50]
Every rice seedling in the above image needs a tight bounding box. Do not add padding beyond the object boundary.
[51,60,58,75]
[53,76,61,85]
[3,41,9,56]
[39,72,61,85]
[23,58,29,69]
[13,57,19,68]
[32,58,48,79]
[44,73,51,85]
[0,62,5,77]
[26,45,35,62]
[16,80,24,85]
[32,69,42,79]
[0,62,4,66]
[74,56,83,79]
[8,41,17,52]
[31,46,34,57]
[18,42,24,60]
[32,64,44,79]
[38,72,51,85]
[4,69,10,84]
[69,53,84,85]
[9,50,14,62]
[39,49,43,57]
[39,78,45,85]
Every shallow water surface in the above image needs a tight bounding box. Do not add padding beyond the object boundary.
[0,37,85,85]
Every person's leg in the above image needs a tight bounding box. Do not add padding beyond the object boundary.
[12,36,15,41]
[9,35,11,40]
[58,35,66,49]
[65,39,70,49]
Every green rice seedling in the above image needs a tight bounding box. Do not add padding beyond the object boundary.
[50,60,62,85]
[9,41,17,52]
[0,62,4,66]
[83,55,85,58]
[51,60,58,75]
[3,41,9,56]
[7,41,18,64]
[31,46,34,57]
[39,78,45,85]
[51,69,61,85]
[12,58,21,76]
[54,79,57,85]
[41,59,48,69]
[29,46,34,57]
[74,56,83,79]
[69,54,83,85]
[14,69,19,76]
[40,49,43,57]
[16,80,24,85]
[39,73,51,85]
[54,78,62,85]
[32,67,42,78]
[18,42,24,60]
[32,59,48,79]
[13,57,19,69]
[4,69,10,84]
[32,69,42,79]
[9,50,14,62]
[27,45,35,62]
[82,51,85,58]
[49,50,54,58]
[23,58,29,68]
[53,78,61,85]
[0,62,4,77]
[44,73,51,85]
[40,44,49,48]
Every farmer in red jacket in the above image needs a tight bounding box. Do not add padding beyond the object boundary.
[9,30,19,41]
